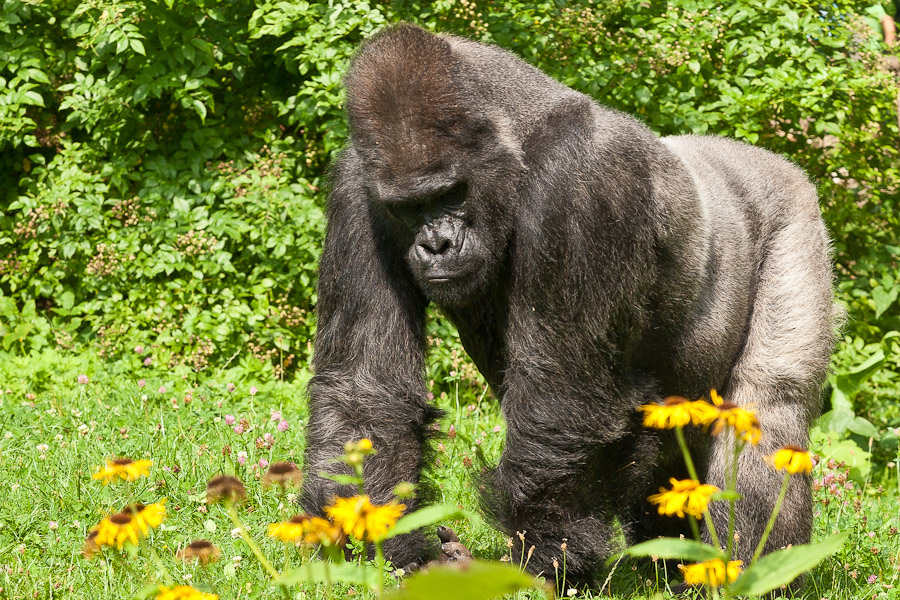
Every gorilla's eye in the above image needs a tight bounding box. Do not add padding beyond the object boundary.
[436,182,468,211]
[385,201,424,226]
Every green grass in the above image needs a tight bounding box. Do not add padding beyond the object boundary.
[1,346,899,599]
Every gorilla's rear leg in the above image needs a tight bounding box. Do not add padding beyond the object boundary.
[705,211,833,562]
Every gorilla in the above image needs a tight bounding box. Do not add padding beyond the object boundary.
[300,23,834,585]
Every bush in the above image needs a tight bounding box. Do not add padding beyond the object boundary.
[2,0,899,402]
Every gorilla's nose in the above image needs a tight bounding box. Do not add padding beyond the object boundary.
[415,222,456,258]
[417,236,451,256]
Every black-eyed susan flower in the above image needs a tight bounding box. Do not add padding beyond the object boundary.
[177,539,221,565]
[206,475,247,504]
[680,559,742,586]
[766,445,813,474]
[267,514,312,543]
[326,495,405,542]
[639,396,694,429]
[262,461,302,488]
[92,501,166,549]
[639,396,719,429]
[711,402,762,445]
[648,478,719,519]
[302,516,343,546]
[92,457,152,483]
[155,585,218,600]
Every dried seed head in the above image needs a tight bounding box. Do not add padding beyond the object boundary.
[82,530,100,559]
[527,545,535,559]
[517,531,526,542]
[206,474,247,504]
[262,461,302,487]
[177,539,221,565]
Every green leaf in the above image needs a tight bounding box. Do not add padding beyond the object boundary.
[731,533,848,596]
[318,472,363,486]
[872,285,898,318]
[23,90,45,107]
[130,38,146,55]
[847,416,878,438]
[192,98,207,122]
[279,561,376,587]
[688,60,700,74]
[830,350,885,417]
[385,562,541,600]
[635,86,652,105]
[386,504,478,539]
[625,538,725,562]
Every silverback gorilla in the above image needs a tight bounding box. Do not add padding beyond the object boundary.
[300,23,834,585]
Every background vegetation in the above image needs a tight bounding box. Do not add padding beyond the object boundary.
[2,0,900,597]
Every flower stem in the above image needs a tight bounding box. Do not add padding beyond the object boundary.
[226,502,280,580]
[148,547,175,584]
[725,439,741,560]
[751,472,791,564]
[675,426,720,548]
[375,541,385,598]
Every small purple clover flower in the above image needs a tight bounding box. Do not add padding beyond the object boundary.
[157,385,167,394]
[77,374,89,385]
[258,458,269,469]
[249,386,258,396]
[138,379,146,388]
[868,575,878,584]
[134,345,144,354]
[224,414,236,426]
[233,424,245,434]
[237,451,247,466]
[277,419,290,432]
[226,382,235,393]
[143,357,153,367]
[270,410,282,422]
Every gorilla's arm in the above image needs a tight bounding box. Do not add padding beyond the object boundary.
[301,150,438,562]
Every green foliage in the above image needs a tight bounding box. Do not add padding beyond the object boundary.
[386,562,543,600]
[731,533,850,596]
[4,0,900,406]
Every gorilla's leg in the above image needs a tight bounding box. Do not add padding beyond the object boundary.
[705,212,833,561]
[486,385,660,586]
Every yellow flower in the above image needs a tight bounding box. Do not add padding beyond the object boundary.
[648,478,719,519]
[710,389,724,405]
[767,445,813,474]
[680,559,742,587]
[92,501,166,549]
[325,495,405,542]
[639,396,690,429]
[156,585,218,600]
[92,457,152,483]
[268,514,312,543]
[303,516,343,546]
[712,402,762,445]
[268,514,343,546]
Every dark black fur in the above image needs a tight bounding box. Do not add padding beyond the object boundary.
[300,24,835,586]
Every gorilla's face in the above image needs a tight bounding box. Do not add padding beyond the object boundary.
[374,175,503,307]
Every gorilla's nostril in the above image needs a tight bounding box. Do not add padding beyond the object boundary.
[420,238,451,255]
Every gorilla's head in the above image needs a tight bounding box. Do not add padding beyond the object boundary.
[343,24,522,308]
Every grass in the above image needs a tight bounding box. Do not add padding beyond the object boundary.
[1,345,899,599]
